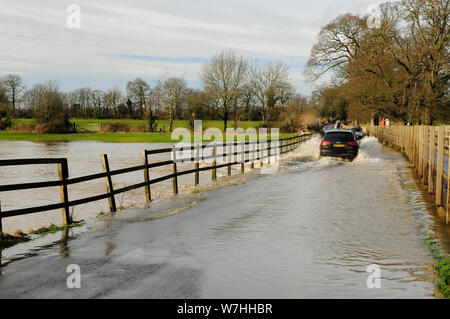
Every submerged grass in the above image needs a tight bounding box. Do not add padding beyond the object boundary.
[0,222,85,249]
[28,222,85,236]
[0,230,31,248]
[425,235,450,298]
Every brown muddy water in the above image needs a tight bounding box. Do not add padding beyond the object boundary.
[0,141,247,233]
[0,137,448,298]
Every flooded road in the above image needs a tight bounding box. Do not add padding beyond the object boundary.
[0,136,448,298]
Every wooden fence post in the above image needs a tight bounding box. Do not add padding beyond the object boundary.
[258,140,262,167]
[212,145,217,181]
[241,142,245,174]
[422,127,429,185]
[418,127,424,177]
[446,128,450,224]
[0,201,2,234]
[142,150,151,203]
[102,154,117,213]
[416,126,420,170]
[410,127,414,160]
[250,142,255,170]
[428,128,435,194]
[435,127,445,206]
[405,127,409,155]
[171,147,179,194]
[413,127,416,167]
[194,145,200,186]
[227,143,232,176]
[58,159,71,225]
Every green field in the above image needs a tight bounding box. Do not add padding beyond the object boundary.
[0,119,292,143]
[10,118,260,132]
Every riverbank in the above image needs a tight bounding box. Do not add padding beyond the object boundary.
[0,119,297,143]
[0,131,298,143]
[11,119,261,132]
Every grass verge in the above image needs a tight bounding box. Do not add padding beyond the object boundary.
[425,235,450,298]
[435,257,450,297]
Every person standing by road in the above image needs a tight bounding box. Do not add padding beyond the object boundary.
[386,118,390,128]
[380,119,385,127]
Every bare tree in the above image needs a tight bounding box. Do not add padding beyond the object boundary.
[249,61,293,126]
[104,88,123,118]
[2,74,25,114]
[148,82,165,117]
[25,81,71,132]
[160,76,187,132]
[69,87,93,117]
[91,89,104,118]
[304,14,368,82]
[126,78,150,119]
[201,50,248,130]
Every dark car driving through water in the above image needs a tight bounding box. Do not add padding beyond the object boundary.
[320,130,359,161]
[350,126,364,140]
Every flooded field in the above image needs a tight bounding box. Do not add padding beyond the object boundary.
[0,136,448,298]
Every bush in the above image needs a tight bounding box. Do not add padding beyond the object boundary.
[33,119,72,134]
[0,102,12,131]
[14,122,36,132]
[130,123,147,132]
[279,109,319,133]
[30,81,72,133]
[0,117,11,130]
[147,109,158,132]
[100,121,130,132]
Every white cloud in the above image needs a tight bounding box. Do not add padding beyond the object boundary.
[0,0,387,93]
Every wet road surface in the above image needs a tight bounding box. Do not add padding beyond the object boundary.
[0,136,446,298]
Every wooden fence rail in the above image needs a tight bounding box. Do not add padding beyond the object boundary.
[0,133,314,231]
[367,125,450,224]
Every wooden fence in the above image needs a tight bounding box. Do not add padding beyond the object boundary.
[367,125,450,224]
[0,134,314,232]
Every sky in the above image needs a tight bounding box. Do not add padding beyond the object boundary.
[0,0,388,95]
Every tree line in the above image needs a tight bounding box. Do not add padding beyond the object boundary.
[5,1,443,133]
[0,51,319,133]
[306,0,449,125]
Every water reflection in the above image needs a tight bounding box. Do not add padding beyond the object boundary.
[59,229,69,259]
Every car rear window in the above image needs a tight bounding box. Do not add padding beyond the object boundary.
[324,132,355,142]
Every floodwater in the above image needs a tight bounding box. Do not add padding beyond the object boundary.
[0,136,448,298]
[0,141,243,233]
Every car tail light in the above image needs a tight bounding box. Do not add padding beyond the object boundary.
[321,141,331,146]
[347,141,358,146]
